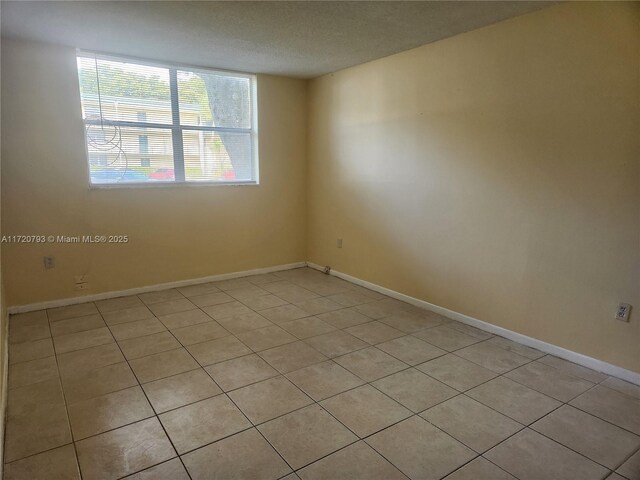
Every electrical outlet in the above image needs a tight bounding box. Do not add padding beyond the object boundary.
[74,274,89,284]
[337,238,343,249]
[75,282,89,291]
[44,256,55,269]
[616,303,631,322]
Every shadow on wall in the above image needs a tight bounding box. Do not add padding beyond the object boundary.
[306,2,640,373]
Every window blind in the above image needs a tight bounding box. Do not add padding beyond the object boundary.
[77,53,257,185]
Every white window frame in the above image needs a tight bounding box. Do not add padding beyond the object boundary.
[77,51,259,188]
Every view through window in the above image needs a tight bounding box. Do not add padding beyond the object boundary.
[77,53,257,185]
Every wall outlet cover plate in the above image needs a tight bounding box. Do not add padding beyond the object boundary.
[616,303,631,322]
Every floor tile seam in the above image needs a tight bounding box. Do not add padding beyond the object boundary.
[618,443,640,467]
[10,274,635,478]
[500,367,600,404]
[101,317,191,479]
[222,384,299,476]
[365,373,460,415]
[7,352,58,368]
[112,458,188,480]
[365,336,450,366]
[563,380,640,431]
[528,420,632,473]
[448,452,525,480]
[447,342,536,375]
[45,308,85,480]
[360,417,481,480]
[286,434,405,479]
[469,370,570,426]
[566,401,640,438]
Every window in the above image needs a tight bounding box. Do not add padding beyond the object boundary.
[77,52,257,185]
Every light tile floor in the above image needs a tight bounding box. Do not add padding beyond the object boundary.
[4,267,640,480]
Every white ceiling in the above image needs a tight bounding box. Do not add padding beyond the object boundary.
[1,1,554,78]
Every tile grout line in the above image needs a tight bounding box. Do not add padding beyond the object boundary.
[139,293,293,478]
[148,274,640,477]
[613,445,638,480]
[127,278,305,474]
[463,373,629,476]
[221,381,300,477]
[0,343,596,423]
[2,277,397,470]
[45,309,85,480]
[33,335,622,479]
[99,297,196,480]
[3,311,80,466]
[4,341,626,422]
[355,332,629,476]
[5,269,638,479]
[149,283,423,475]
[235,319,527,477]
[164,272,636,478]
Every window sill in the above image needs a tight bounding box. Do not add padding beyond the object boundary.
[88,181,259,190]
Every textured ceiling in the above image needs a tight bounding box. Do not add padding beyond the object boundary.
[1,1,554,78]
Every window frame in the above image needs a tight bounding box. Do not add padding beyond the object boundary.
[77,50,259,188]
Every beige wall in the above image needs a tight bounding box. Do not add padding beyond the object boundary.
[307,3,640,372]
[2,3,639,374]
[1,38,307,306]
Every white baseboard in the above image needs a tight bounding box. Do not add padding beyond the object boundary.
[7,262,307,314]
[307,262,640,386]
[8,259,638,385]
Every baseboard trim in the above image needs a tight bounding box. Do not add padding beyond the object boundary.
[8,260,638,385]
[307,262,640,386]
[7,262,307,315]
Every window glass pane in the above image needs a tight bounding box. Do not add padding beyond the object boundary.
[86,124,174,183]
[77,56,172,125]
[77,52,258,185]
[177,70,251,129]
[183,130,252,182]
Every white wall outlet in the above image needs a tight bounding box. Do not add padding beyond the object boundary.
[43,256,55,269]
[75,282,89,291]
[74,274,89,284]
[615,303,631,322]
[337,238,343,249]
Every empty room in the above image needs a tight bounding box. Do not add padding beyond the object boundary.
[0,1,638,479]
